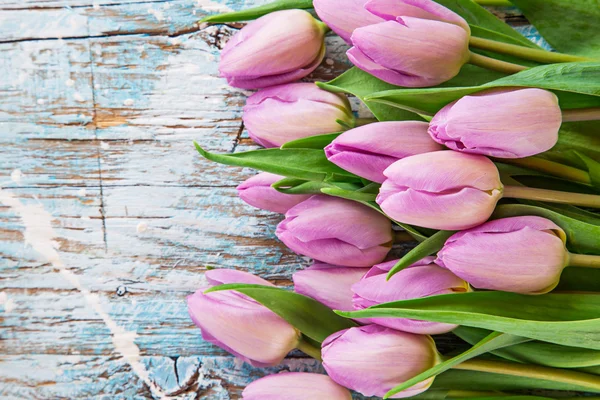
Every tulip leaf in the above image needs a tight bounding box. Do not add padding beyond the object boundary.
[200,0,313,23]
[386,230,456,279]
[492,203,600,254]
[385,331,530,398]
[338,292,600,350]
[280,132,341,149]
[543,150,600,189]
[510,0,600,57]
[273,177,360,195]
[556,267,600,292]
[455,326,600,369]
[194,143,359,182]
[205,284,356,343]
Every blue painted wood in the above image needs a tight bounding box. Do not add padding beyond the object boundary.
[0,1,547,398]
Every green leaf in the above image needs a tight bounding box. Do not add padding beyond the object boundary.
[272,178,360,195]
[338,292,600,350]
[205,284,356,343]
[200,0,313,23]
[455,326,600,369]
[492,203,600,254]
[544,150,600,188]
[386,230,455,279]
[385,332,530,398]
[320,187,377,202]
[510,0,600,57]
[280,132,341,149]
[556,267,600,292]
[194,143,357,182]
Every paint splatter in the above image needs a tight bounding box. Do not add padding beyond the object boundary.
[100,142,110,150]
[73,92,85,102]
[137,222,149,233]
[123,98,135,106]
[66,79,75,87]
[11,169,22,183]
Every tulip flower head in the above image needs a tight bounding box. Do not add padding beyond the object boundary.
[352,257,469,334]
[347,0,471,87]
[377,151,504,230]
[277,195,393,267]
[219,10,327,89]
[237,172,311,214]
[243,83,354,148]
[313,0,384,44]
[436,216,569,294]
[322,325,439,398]
[325,121,444,183]
[187,269,301,367]
[429,88,562,158]
[242,372,352,400]
[293,263,370,311]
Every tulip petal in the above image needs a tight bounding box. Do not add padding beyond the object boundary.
[313,0,384,44]
[242,373,352,400]
[237,172,311,213]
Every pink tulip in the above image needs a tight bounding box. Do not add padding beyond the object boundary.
[219,10,326,89]
[293,263,369,311]
[322,325,439,398]
[276,195,393,267]
[187,269,300,367]
[352,257,469,334]
[377,151,503,230]
[243,83,354,148]
[237,172,311,214]
[436,216,569,294]
[242,373,352,400]
[347,0,470,87]
[313,0,384,44]
[325,121,443,183]
[429,88,562,158]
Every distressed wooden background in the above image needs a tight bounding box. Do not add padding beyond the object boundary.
[0,1,545,399]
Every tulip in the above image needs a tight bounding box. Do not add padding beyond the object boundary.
[313,0,384,44]
[352,257,469,334]
[237,172,311,214]
[219,10,327,89]
[322,325,439,398]
[436,216,569,294]
[325,121,443,183]
[243,83,354,148]
[293,263,369,311]
[276,195,393,267]
[377,151,503,230]
[429,88,562,158]
[347,0,470,87]
[242,372,352,400]
[187,269,301,367]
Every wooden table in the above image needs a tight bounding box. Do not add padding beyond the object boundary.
[0,1,540,398]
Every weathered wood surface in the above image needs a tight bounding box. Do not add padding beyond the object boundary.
[0,1,543,399]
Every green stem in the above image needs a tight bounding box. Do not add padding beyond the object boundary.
[296,338,322,361]
[394,231,416,243]
[562,107,600,122]
[568,252,600,268]
[454,359,600,392]
[446,390,509,398]
[469,36,593,63]
[354,117,378,127]
[499,157,591,185]
[474,0,513,5]
[468,51,528,74]
[503,185,600,208]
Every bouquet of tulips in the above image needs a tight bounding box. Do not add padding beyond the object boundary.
[188,0,600,398]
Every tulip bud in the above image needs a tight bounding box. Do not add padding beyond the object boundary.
[322,325,439,398]
[237,172,311,214]
[313,0,384,44]
[347,0,470,87]
[377,151,503,230]
[436,216,569,294]
[293,263,369,311]
[352,257,469,334]
[243,83,354,148]
[242,373,352,400]
[325,121,444,183]
[219,10,327,89]
[187,269,301,367]
[277,195,393,267]
[429,88,562,158]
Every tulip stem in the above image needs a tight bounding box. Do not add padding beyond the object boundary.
[469,36,593,63]
[499,157,591,185]
[355,117,378,127]
[503,185,600,208]
[394,231,416,242]
[454,359,600,392]
[468,52,527,74]
[445,390,510,398]
[568,253,600,268]
[296,338,322,361]
[562,107,600,122]
[474,0,512,6]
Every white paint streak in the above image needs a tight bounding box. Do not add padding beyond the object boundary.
[73,92,85,102]
[196,0,232,13]
[77,188,87,197]
[0,189,169,399]
[65,79,75,87]
[100,141,110,150]
[11,169,22,183]
[123,98,135,106]
[0,292,15,313]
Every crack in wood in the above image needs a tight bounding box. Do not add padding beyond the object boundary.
[230,121,244,154]
[0,0,173,11]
